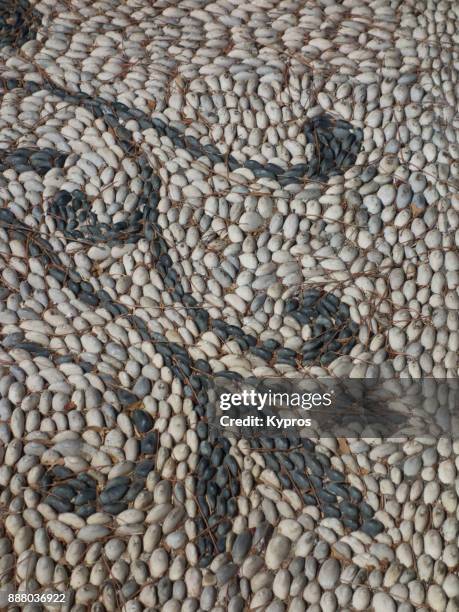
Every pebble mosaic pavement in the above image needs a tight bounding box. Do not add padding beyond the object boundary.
[0,0,458,611]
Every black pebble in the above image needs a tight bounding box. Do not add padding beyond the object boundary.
[304,455,324,476]
[210,447,224,467]
[323,504,341,518]
[78,473,97,488]
[342,518,359,531]
[317,489,337,504]
[44,495,72,513]
[124,479,145,502]
[340,501,360,520]
[139,432,158,457]
[76,503,97,518]
[102,502,128,515]
[361,519,384,536]
[360,501,375,519]
[100,483,129,505]
[132,409,154,433]
[50,466,73,480]
[73,490,96,506]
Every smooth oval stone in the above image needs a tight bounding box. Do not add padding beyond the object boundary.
[326,483,350,499]
[132,409,154,433]
[359,501,375,519]
[99,483,129,505]
[348,487,363,503]
[317,489,337,504]
[223,455,239,477]
[50,466,74,480]
[51,485,76,501]
[124,479,146,502]
[292,472,311,489]
[318,558,341,590]
[101,502,128,515]
[217,562,239,585]
[304,455,324,476]
[323,505,341,519]
[340,501,359,520]
[76,503,97,518]
[361,519,384,537]
[44,495,72,513]
[140,433,158,455]
[326,468,346,482]
[266,535,291,570]
[232,531,252,564]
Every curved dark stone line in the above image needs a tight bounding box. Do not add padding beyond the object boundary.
[40,429,159,518]
[0,76,363,368]
[2,75,363,183]
[0,77,382,563]
[0,147,68,176]
[0,0,40,50]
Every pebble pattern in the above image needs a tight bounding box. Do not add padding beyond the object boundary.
[0,0,39,50]
[0,0,458,610]
[0,147,68,176]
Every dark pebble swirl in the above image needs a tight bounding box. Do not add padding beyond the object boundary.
[0,75,383,565]
[0,0,40,50]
